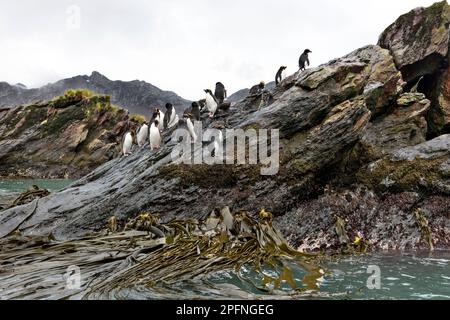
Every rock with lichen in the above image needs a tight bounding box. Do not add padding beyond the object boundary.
[360,93,430,158]
[359,134,450,194]
[378,1,450,81]
[0,90,133,179]
[379,0,450,136]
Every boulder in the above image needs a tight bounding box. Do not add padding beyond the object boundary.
[379,1,450,136]
[360,93,430,158]
[378,1,450,82]
[359,134,450,194]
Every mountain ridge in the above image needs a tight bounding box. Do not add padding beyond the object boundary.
[0,71,191,117]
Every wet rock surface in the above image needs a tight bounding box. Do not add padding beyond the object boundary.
[0,2,449,252]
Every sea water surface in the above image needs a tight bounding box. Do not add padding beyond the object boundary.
[176,251,450,300]
[109,251,450,300]
[0,179,74,195]
[0,179,74,209]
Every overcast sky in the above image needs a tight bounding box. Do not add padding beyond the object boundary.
[0,0,440,100]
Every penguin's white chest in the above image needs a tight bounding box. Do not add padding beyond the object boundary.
[168,113,179,129]
[186,118,197,143]
[149,124,161,150]
[123,132,133,155]
[206,94,218,116]
[137,124,149,147]
[214,131,223,156]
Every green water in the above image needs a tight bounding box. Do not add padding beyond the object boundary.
[0,179,74,195]
[195,252,450,300]
[0,179,74,209]
[106,252,450,300]
[313,252,450,299]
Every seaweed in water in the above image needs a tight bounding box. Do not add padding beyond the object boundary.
[0,207,324,300]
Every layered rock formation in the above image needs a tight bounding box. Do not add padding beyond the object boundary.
[0,90,134,179]
[1,2,449,252]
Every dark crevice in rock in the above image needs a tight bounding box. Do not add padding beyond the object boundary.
[401,53,448,84]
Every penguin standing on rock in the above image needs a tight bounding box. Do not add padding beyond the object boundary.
[190,102,201,121]
[275,66,287,85]
[149,120,161,150]
[137,122,149,147]
[151,109,160,125]
[155,108,165,131]
[299,49,312,71]
[164,103,179,129]
[122,123,135,156]
[214,82,227,104]
[204,89,218,118]
[183,113,197,143]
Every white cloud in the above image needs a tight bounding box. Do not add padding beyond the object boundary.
[0,0,441,100]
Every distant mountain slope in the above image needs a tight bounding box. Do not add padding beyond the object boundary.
[0,71,190,116]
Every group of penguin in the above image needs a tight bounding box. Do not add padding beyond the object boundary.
[122,49,312,156]
[122,83,226,156]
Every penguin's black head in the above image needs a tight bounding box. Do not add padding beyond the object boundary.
[304,49,312,54]
[259,81,266,89]
[192,101,199,109]
[204,89,212,95]
[165,103,173,110]
[282,66,287,70]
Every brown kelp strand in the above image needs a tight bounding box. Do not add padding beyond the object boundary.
[0,207,324,300]
[9,186,50,209]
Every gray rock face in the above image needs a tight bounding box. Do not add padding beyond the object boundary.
[393,134,450,161]
[359,134,450,195]
[361,93,430,158]
[276,189,450,252]
[378,1,450,82]
[0,71,190,116]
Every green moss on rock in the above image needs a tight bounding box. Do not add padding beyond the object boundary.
[129,114,147,124]
[159,163,263,189]
[358,156,448,192]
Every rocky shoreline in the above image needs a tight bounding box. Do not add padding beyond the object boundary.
[0,2,450,253]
